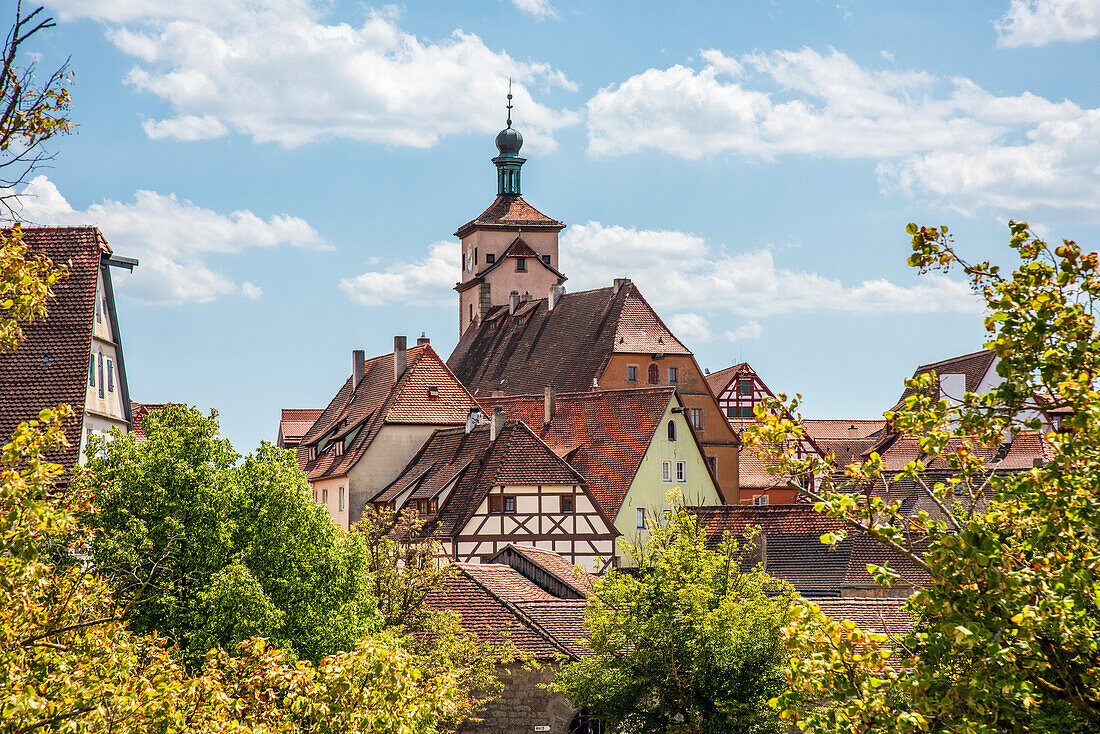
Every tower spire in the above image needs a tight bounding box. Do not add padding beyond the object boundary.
[493,83,525,195]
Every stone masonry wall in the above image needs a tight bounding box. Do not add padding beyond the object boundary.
[457,664,576,734]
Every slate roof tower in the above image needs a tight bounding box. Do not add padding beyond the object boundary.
[455,88,566,335]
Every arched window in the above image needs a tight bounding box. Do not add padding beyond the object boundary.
[667,420,676,442]
[648,363,659,384]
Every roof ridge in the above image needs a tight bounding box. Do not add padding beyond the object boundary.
[458,566,576,660]
[914,349,993,371]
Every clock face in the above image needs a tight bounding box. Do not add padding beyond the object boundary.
[464,245,472,272]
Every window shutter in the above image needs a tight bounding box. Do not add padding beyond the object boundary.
[489,495,502,514]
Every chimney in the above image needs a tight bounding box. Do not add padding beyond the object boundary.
[352,349,365,389]
[509,290,521,315]
[548,284,565,311]
[417,332,430,346]
[490,406,505,442]
[544,386,556,426]
[613,277,632,296]
[394,336,407,383]
[848,424,859,438]
[465,409,481,434]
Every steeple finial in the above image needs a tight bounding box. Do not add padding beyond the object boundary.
[506,78,513,128]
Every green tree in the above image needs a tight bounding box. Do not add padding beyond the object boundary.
[750,222,1100,733]
[78,404,378,667]
[552,494,796,734]
[354,506,516,732]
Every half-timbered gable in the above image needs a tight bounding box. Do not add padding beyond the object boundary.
[481,387,724,566]
[373,416,617,570]
[297,336,479,529]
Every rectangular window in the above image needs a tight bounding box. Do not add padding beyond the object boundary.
[627,365,637,382]
[486,253,495,264]
[428,498,438,514]
[107,359,115,393]
[88,355,95,386]
[504,496,516,514]
[560,495,574,513]
[668,366,678,383]
[661,460,672,482]
[707,455,717,473]
[97,353,104,399]
[515,257,526,272]
[739,406,753,418]
[95,295,102,324]
[541,254,551,264]
[726,406,735,418]
[738,380,752,396]
[676,461,686,482]
[322,488,329,504]
[339,487,345,512]
[474,247,478,265]
[754,495,769,506]
[636,507,646,529]
[417,499,426,516]
[489,495,502,514]
[688,407,704,430]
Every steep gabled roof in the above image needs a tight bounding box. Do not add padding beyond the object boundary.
[375,420,592,538]
[479,388,686,519]
[893,349,997,409]
[705,362,749,395]
[490,544,595,597]
[277,408,322,446]
[448,282,690,397]
[454,194,565,238]
[802,420,887,440]
[0,227,116,466]
[297,344,478,481]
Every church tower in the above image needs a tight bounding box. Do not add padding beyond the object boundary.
[454,90,566,335]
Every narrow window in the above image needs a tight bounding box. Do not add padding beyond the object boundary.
[474,247,478,265]
[107,359,115,393]
[515,258,526,272]
[668,366,678,383]
[504,496,517,514]
[417,499,426,516]
[95,295,102,324]
[627,365,637,382]
[322,488,329,504]
[313,489,318,502]
[738,380,752,396]
[88,355,95,387]
[486,253,496,264]
[542,254,551,264]
[97,354,104,399]
[662,460,672,482]
[469,304,473,323]
[648,363,659,384]
[339,487,345,512]
[707,455,717,473]
[428,498,438,514]
[489,495,503,514]
[560,495,574,513]
[636,507,646,529]
[667,420,676,442]
[676,461,686,482]
[689,407,704,430]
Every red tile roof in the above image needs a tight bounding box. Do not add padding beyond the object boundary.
[298,344,478,481]
[995,430,1054,470]
[802,419,887,440]
[695,504,847,536]
[454,194,565,238]
[0,227,114,466]
[130,402,166,442]
[893,349,996,410]
[812,598,914,635]
[447,283,690,397]
[479,388,685,519]
[704,362,749,396]
[375,420,603,540]
[492,544,595,597]
[471,235,565,281]
[277,408,322,447]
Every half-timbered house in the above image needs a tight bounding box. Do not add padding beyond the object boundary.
[373,409,617,569]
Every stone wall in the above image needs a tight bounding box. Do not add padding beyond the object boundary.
[458,664,577,734]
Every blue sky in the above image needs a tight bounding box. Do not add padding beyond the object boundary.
[16,0,1100,451]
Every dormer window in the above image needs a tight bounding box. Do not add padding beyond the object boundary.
[308,446,317,461]
[428,386,439,398]
[515,258,526,272]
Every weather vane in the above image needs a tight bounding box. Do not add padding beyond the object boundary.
[506,78,513,128]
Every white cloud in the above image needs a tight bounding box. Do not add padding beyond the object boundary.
[667,312,714,342]
[341,220,981,323]
[880,49,895,62]
[47,0,578,149]
[995,0,1100,47]
[240,281,263,300]
[8,176,324,305]
[725,321,763,342]
[512,0,559,20]
[586,46,1099,219]
[339,241,459,307]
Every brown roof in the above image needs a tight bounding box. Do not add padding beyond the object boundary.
[694,504,929,596]
[448,282,690,397]
[812,598,914,635]
[893,349,997,410]
[705,362,749,395]
[491,544,595,597]
[454,194,565,238]
[298,344,478,481]
[803,419,887,439]
[0,227,122,466]
[480,388,703,519]
[277,408,322,446]
[815,437,882,470]
[374,420,603,539]
[130,402,166,442]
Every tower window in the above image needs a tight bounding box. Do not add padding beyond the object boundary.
[486,253,495,264]
[667,420,677,442]
[515,258,526,272]
[474,247,478,265]
[542,254,551,264]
